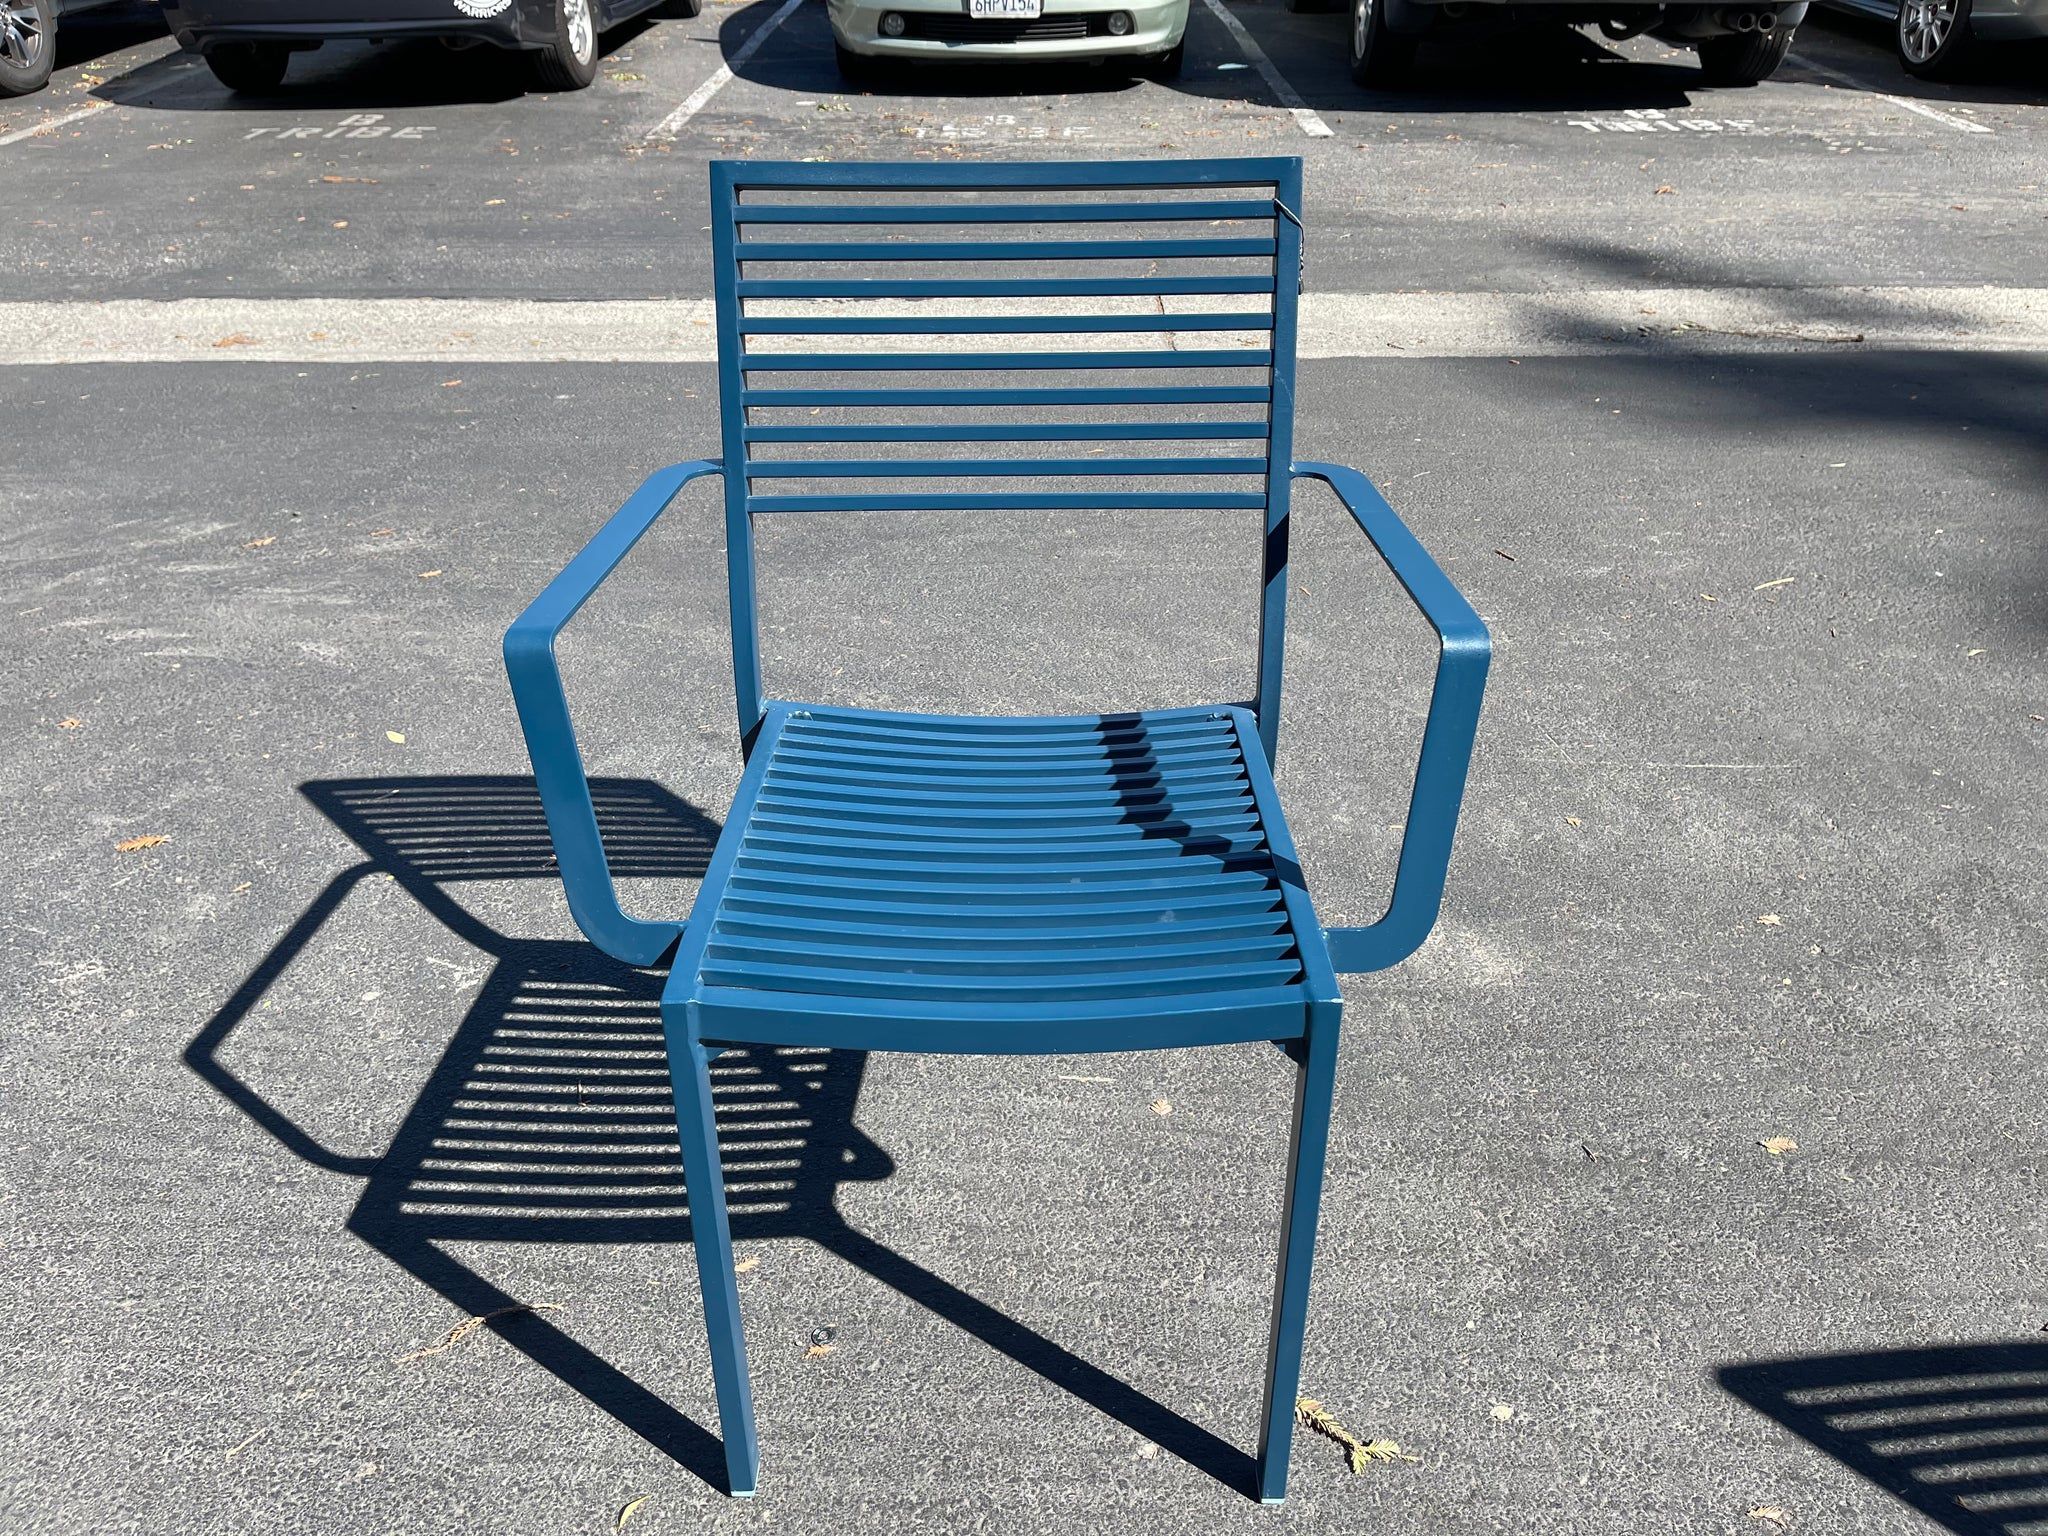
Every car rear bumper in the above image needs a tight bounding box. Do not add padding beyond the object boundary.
[829,0,1188,58]
[160,0,555,50]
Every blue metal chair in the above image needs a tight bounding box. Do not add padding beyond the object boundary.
[505,156,1489,1503]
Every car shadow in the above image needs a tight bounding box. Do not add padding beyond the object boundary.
[93,37,533,109]
[86,4,675,110]
[185,773,1259,1497]
[51,0,169,70]
[1719,1341,2048,1535]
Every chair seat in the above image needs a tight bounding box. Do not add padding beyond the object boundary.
[666,702,1339,1053]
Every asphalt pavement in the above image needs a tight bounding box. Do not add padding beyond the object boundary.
[2,4,2044,1535]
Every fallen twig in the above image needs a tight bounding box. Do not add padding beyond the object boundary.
[1296,1398,1420,1472]
[395,1304,563,1362]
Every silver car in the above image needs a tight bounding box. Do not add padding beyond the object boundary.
[1821,0,2048,76]
[829,0,1189,80]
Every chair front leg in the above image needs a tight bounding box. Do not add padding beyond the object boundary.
[1254,999,1341,1503]
[667,1026,761,1497]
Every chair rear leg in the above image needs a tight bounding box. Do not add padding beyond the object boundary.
[668,1031,761,1497]
[1254,1000,1341,1504]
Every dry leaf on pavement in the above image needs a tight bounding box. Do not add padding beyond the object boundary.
[1748,1508,1790,1529]
[616,1494,650,1529]
[1151,1099,1173,1116]
[386,731,406,744]
[1759,1136,1798,1156]
[117,835,170,852]
[734,1256,760,1274]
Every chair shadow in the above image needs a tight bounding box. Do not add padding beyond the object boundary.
[185,773,1257,1496]
[1718,1341,2048,1535]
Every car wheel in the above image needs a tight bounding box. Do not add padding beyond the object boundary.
[1898,0,1971,77]
[1140,38,1185,78]
[531,0,600,90]
[1696,24,1793,84]
[0,0,56,98]
[1349,0,1418,85]
[205,42,291,93]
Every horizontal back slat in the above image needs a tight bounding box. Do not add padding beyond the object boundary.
[733,198,1284,225]
[740,385,1273,409]
[734,237,1277,263]
[735,275,1276,300]
[743,457,1270,479]
[739,349,1273,373]
[742,422,1267,445]
[738,312,1273,336]
[748,492,1269,515]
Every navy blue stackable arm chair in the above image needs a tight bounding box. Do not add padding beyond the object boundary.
[504,156,1489,1503]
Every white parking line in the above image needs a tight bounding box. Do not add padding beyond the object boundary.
[1792,54,1993,134]
[646,0,808,141]
[8,286,2045,363]
[1198,0,1333,139]
[0,98,114,149]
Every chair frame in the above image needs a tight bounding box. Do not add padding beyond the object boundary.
[505,157,1489,1504]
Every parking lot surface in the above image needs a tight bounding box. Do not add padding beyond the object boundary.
[2,4,2044,1535]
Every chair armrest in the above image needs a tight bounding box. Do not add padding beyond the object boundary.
[1291,461,1492,974]
[503,459,723,966]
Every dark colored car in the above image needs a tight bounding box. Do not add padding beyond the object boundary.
[2,0,134,96]
[158,0,695,93]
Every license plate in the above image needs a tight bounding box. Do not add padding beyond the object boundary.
[968,0,1044,18]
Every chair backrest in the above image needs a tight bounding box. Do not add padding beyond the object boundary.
[708,156,1306,761]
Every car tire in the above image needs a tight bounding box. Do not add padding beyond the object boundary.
[205,42,292,93]
[1140,38,1185,78]
[531,0,600,90]
[1695,25,1793,84]
[1897,0,1971,77]
[1349,0,1418,85]
[0,0,57,97]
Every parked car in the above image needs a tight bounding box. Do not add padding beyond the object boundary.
[1295,0,1808,86]
[1,0,135,96]
[158,0,695,93]
[830,0,1189,79]
[1820,0,2047,75]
